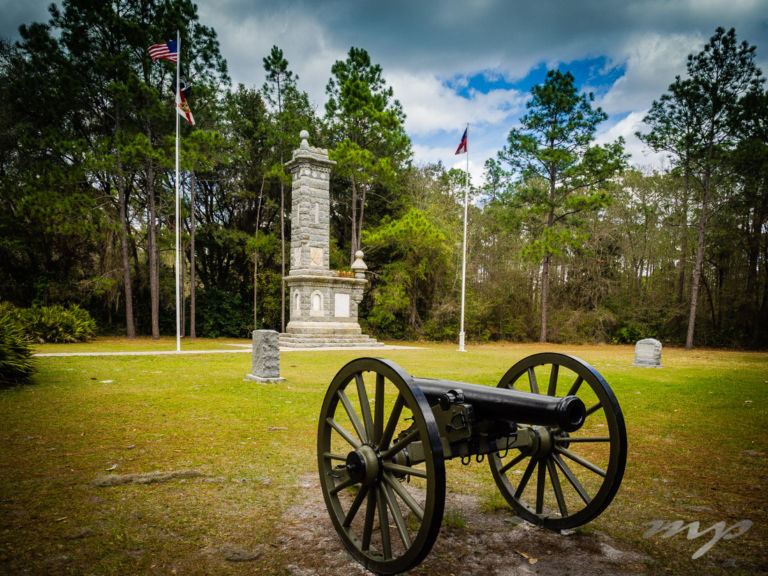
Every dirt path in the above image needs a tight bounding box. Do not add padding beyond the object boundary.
[276,475,651,576]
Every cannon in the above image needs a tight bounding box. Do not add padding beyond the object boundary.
[317,353,627,574]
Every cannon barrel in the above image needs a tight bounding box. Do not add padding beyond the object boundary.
[412,377,586,432]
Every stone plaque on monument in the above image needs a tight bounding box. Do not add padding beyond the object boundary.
[632,338,662,367]
[246,330,285,382]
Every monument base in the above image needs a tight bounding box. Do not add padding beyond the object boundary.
[279,331,384,349]
[245,374,286,383]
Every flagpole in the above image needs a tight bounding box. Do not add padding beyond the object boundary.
[458,123,469,352]
[175,29,181,353]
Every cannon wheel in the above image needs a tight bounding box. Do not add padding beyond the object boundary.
[318,358,446,575]
[489,353,627,531]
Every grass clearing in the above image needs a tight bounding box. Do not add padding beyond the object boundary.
[1,340,766,574]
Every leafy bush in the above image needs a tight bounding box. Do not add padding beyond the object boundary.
[196,288,253,338]
[551,307,617,343]
[613,322,645,344]
[0,303,35,386]
[19,304,97,343]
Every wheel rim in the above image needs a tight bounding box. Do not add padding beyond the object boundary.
[489,353,627,531]
[318,358,446,575]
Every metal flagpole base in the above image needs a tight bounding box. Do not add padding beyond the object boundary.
[458,331,466,352]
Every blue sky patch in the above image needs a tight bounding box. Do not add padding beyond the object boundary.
[447,56,626,100]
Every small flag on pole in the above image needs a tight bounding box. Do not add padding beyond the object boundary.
[455,128,468,155]
[148,40,178,62]
[176,87,195,125]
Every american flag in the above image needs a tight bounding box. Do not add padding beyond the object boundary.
[148,40,178,62]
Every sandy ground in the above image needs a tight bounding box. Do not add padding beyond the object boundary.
[275,474,652,576]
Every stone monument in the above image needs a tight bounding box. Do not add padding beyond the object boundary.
[279,131,382,348]
[246,329,285,382]
[632,338,663,367]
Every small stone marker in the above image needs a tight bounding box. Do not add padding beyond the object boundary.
[246,330,285,382]
[632,338,662,368]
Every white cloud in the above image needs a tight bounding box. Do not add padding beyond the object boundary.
[595,110,670,170]
[598,32,705,115]
[387,71,526,136]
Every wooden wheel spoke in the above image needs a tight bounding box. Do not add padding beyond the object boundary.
[337,390,368,444]
[381,427,419,460]
[382,462,428,479]
[567,375,584,397]
[344,485,369,527]
[553,453,592,505]
[547,364,559,396]
[500,450,527,474]
[322,451,347,462]
[585,402,603,418]
[383,472,424,521]
[535,461,546,514]
[382,481,412,549]
[355,373,375,441]
[362,489,376,551]
[327,417,361,450]
[374,374,385,445]
[547,459,569,517]
[514,457,538,499]
[528,367,539,394]
[379,394,405,451]
[329,473,357,496]
[376,486,392,560]
[556,446,606,477]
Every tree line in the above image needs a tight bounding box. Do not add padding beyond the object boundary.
[0,2,765,349]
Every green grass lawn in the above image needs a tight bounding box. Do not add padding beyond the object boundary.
[1,341,766,575]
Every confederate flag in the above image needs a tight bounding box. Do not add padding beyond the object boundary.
[455,128,468,155]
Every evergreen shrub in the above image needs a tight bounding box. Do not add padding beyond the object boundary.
[19,304,97,343]
[196,288,252,338]
[0,303,35,386]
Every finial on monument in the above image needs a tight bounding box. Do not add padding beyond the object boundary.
[300,129,310,149]
[351,250,367,279]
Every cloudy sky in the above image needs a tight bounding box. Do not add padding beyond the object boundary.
[3,0,768,182]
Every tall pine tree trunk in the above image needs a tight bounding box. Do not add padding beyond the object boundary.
[253,176,265,330]
[540,251,550,343]
[146,141,160,339]
[350,178,358,265]
[686,173,710,350]
[539,191,556,343]
[115,112,135,339]
[677,169,690,304]
[117,181,136,340]
[356,184,367,260]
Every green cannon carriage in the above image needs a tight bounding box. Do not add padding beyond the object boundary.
[317,353,627,574]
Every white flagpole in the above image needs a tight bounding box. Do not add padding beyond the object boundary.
[175,29,181,352]
[458,123,469,352]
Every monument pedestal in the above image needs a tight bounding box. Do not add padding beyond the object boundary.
[246,330,285,382]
